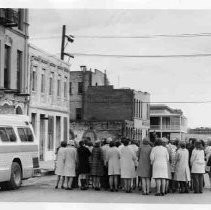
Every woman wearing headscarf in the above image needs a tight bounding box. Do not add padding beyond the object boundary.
[174,141,191,193]
[190,140,206,193]
[137,137,152,195]
[63,140,77,190]
[120,139,137,193]
[55,141,67,189]
[77,140,91,190]
[91,140,104,190]
[162,137,172,194]
[150,138,169,196]
[106,141,121,192]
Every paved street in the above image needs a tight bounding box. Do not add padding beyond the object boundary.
[0,175,210,203]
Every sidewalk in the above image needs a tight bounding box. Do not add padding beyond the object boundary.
[39,160,55,175]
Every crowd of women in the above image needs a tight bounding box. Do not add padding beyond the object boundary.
[54,136,211,196]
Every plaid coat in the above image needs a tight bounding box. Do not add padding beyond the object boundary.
[91,147,104,176]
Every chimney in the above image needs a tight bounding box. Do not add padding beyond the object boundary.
[104,70,107,86]
[80,65,87,72]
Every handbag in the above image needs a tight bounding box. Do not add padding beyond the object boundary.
[207,155,211,166]
[205,166,210,173]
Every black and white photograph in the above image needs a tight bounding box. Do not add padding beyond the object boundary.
[0,0,211,207]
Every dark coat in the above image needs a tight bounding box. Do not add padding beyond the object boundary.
[77,146,91,174]
[91,147,104,176]
[137,144,152,178]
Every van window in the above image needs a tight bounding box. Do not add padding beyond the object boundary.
[0,128,9,142]
[0,127,17,142]
[18,128,27,142]
[25,128,34,142]
[18,127,34,142]
[6,128,17,142]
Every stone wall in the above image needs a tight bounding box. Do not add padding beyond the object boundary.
[69,121,124,142]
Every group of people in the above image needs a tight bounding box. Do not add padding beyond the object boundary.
[54,136,211,196]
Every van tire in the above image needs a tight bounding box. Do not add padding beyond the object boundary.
[7,162,22,190]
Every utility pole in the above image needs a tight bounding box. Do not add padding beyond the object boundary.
[60,25,74,61]
[61,25,66,60]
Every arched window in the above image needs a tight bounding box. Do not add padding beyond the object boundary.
[16,106,23,115]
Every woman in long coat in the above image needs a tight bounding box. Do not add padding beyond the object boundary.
[106,141,121,191]
[77,140,91,190]
[55,141,67,189]
[162,138,172,194]
[120,139,137,193]
[174,141,190,193]
[137,138,152,195]
[64,140,77,190]
[150,138,169,196]
[91,140,104,190]
[190,140,206,193]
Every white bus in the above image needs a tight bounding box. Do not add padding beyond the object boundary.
[0,114,39,190]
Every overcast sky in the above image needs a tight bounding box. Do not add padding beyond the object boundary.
[29,9,211,128]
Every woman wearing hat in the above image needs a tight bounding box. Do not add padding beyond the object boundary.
[106,140,121,192]
[137,138,152,195]
[190,140,206,193]
[150,138,169,196]
[120,139,137,193]
[77,140,91,190]
[63,140,77,190]
[55,141,67,189]
[174,141,190,193]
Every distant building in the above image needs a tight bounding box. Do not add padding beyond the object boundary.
[69,66,109,121]
[188,127,211,134]
[28,44,70,161]
[70,85,150,142]
[150,104,187,141]
[0,9,29,114]
[184,127,211,142]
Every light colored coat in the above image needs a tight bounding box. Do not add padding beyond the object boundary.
[190,149,205,174]
[120,146,137,178]
[174,148,191,181]
[63,146,77,177]
[106,147,121,175]
[55,147,66,176]
[150,146,169,179]
[128,144,139,156]
[101,144,110,165]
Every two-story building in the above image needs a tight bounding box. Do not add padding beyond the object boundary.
[0,9,29,114]
[28,44,70,161]
[150,104,187,141]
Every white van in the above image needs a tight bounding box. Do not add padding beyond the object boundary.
[0,114,39,190]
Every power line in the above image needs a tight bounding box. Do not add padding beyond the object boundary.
[69,100,211,104]
[29,32,211,40]
[71,52,211,58]
[75,33,211,39]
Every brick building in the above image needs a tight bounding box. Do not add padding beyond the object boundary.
[69,66,109,141]
[69,66,109,121]
[28,44,70,161]
[0,9,29,114]
[83,86,150,141]
[70,83,150,142]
